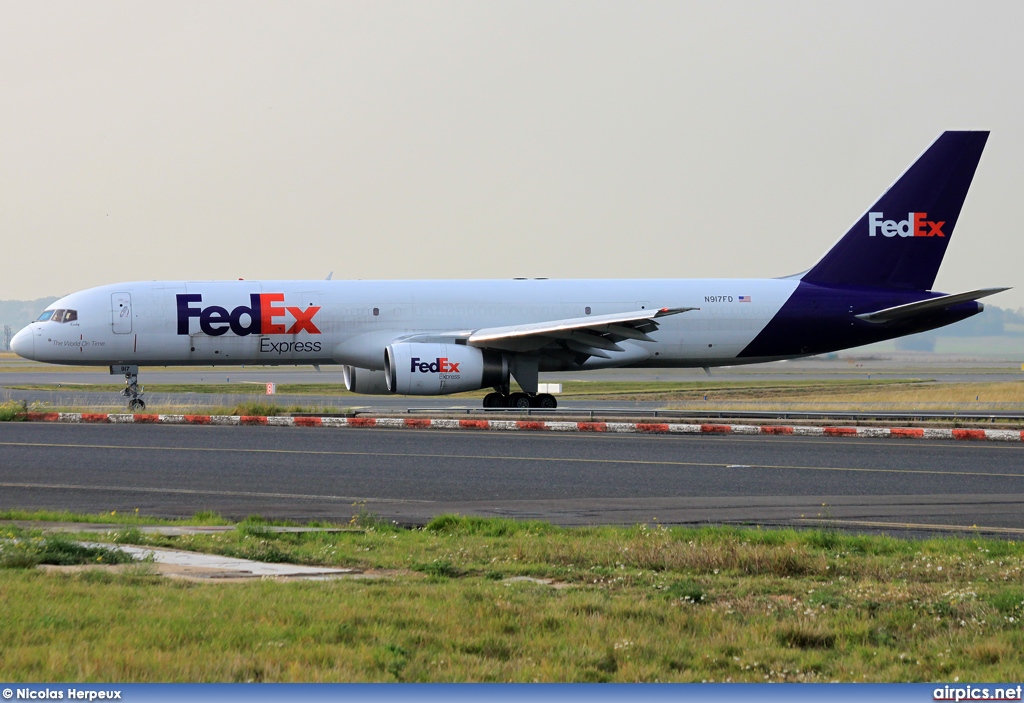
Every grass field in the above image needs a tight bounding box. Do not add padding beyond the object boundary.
[6,379,1024,415]
[2,513,1024,682]
[9,378,1024,401]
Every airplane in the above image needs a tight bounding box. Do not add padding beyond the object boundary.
[10,131,1009,411]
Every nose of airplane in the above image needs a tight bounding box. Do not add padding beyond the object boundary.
[10,326,34,360]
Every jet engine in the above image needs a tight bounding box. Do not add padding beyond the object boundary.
[385,343,508,395]
[342,365,391,394]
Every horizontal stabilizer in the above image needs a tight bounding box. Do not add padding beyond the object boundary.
[855,287,1009,324]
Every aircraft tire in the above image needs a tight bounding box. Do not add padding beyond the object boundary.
[507,393,532,409]
[128,399,146,412]
[482,392,506,408]
[535,393,557,409]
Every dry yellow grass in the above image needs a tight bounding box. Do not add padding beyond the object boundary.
[656,381,1024,412]
[776,381,1024,404]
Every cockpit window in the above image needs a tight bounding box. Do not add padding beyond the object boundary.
[36,309,78,323]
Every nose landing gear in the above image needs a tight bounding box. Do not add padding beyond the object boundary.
[121,372,146,411]
[111,365,145,411]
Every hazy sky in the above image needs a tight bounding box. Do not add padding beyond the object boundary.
[2,1,1022,308]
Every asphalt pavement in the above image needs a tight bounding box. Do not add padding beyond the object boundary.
[1,421,1022,535]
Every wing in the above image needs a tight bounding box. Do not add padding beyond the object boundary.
[464,307,696,359]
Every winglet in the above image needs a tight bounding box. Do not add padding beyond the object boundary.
[656,307,699,317]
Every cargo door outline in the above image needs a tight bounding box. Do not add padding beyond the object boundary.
[111,293,132,334]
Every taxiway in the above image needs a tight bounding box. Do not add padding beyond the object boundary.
[1,422,1021,535]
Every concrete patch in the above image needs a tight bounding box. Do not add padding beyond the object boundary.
[503,575,571,589]
[80,542,361,581]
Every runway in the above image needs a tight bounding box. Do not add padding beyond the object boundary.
[1,422,1022,534]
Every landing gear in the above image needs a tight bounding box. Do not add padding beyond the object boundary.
[483,392,506,408]
[535,393,557,409]
[120,371,145,411]
[481,391,557,409]
[507,392,532,409]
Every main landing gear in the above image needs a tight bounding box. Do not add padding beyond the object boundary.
[482,391,557,409]
[119,370,146,411]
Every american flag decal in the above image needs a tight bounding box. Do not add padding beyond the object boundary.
[738,295,752,302]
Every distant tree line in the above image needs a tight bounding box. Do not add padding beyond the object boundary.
[0,297,59,347]
[939,304,1024,336]
[892,304,1023,351]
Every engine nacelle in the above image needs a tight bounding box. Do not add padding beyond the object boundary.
[385,343,508,395]
[342,365,391,395]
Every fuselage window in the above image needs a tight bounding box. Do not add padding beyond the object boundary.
[36,310,56,322]
[50,309,66,322]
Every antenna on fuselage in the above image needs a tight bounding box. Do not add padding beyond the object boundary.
[325,271,333,281]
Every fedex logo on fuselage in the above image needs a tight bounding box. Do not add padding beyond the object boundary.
[176,294,321,336]
[868,212,945,238]
[410,357,460,374]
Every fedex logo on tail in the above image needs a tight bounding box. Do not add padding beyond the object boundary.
[868,212,945,238]
[176,294,321,336]
[411,357,460,374]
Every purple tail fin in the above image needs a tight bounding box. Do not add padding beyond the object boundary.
[803,131,988,291]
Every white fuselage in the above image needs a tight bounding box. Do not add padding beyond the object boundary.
[13,278,800,370]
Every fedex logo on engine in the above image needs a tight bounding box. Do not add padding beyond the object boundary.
[176,294,321,336]
[410,357,460,374]
[868,212,945,238]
